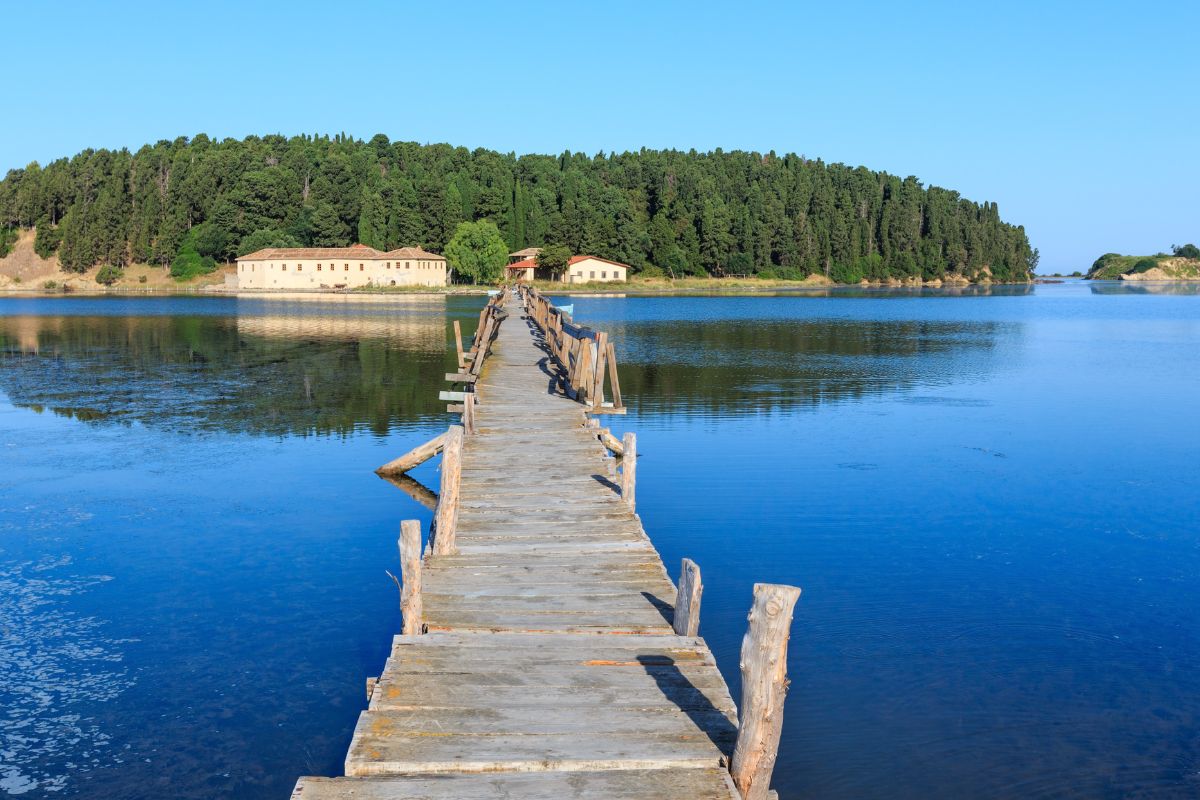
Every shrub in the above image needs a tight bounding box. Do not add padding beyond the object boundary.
[42,280,57,290]
[171,243,216,280]
[138,274,147,283]
[1173,243,1200,259]
[637,264,665,279]
[1131,258,1159,274]
[96,264,123,285]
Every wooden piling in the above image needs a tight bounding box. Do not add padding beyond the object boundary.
[399,520,423,635]
[453,320,465,369]
[463,393,476,436]
[730,583,802,800]
[620,432,636,510]
[673,558,703,637]
[606,341,623,409]
[432,426,464,556]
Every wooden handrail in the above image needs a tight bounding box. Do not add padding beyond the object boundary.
[518,284,624,413]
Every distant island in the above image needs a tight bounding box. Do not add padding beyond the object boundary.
[1088,244,1200,281]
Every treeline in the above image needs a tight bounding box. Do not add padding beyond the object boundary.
[0,133,1036,282]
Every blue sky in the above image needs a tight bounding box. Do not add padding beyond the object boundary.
[2,0,1196,271]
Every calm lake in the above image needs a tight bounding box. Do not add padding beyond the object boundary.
[1,283,1198,799]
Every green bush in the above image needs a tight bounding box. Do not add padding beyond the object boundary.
[171,244,216,280]
[42,280,58,290]
[96,264,123,285]
[1131,258,1159,274]
[0,227,17,258]
[138,274,148,284]
[636,264,665,279]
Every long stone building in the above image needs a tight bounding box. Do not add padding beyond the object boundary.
[235,244,447,289]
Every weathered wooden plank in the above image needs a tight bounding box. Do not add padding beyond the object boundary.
[398,520,422,636]
[673,558,703,637]
[293,769,741,800]
[375,432,446,476]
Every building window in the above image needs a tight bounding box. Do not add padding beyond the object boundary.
[282,264,287,271]
[317,264,322,271]
[344,264,349,271]
[386,262,391,269]
[601,271,607,279]
[297,265,303,271]
[359,264,364,271]
[406,262,411,269]
[590,271,595,279]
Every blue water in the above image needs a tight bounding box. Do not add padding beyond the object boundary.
[2,283,1199,798]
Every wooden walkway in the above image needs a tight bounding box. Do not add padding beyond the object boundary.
[292,289,798,800]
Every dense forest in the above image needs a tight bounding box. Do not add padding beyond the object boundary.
[0,133,1037,283]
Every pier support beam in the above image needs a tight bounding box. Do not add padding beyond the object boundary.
[399,520,423,635]
[673,558,703,637]
[730,583,802,800]
[432,426,465,556]
[620,432,637,510]
[376,432,447,477]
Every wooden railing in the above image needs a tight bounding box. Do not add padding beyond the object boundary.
[375,287,509,563]
[518,284,624,413]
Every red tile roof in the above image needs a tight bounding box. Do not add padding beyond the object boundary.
[506,258,538,270]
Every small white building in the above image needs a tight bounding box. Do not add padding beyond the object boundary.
[564,256,628,283]
[505,254,630,284]
[236,244,447,289]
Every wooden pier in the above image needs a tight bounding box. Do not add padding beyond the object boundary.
[293,288,801,800]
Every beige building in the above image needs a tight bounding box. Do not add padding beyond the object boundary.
[236,244,447,289]
[506,254,630,284]
[564,256,628,283]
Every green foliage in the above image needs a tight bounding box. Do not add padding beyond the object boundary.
[0,134,1036,282]
[170,228,217,280]
[1131,258,1160,274]
[1172,243,1200,259]
[237,228,300,256]
[95,264,123,285]
[34,219,62,257]
[42,280,57,290]
[536,243,571,273]
[0,226,16,258]
[444,220,508,284]
[138,274,148,283]
[1088,253,1141,279]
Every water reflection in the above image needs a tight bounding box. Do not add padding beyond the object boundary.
[1088,281,1200,295]
[0,297,480,437]
[605,319,1012,416]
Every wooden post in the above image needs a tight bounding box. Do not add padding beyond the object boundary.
[375,432,448,476]
[463,392,475,436]
[620,432,636,510]
[432,425,464,555]
[730,583,802,800]
[592,332,608,405]
[673,558,702,637]
[606,341,623,409]
[453,320,465,369]
[399,520,423,635]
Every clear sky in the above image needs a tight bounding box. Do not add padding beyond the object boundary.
[2,0,1196,272]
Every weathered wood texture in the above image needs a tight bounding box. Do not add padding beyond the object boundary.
[375,432,446,476]
[674,558,703,637]
[398,520,422,636]
[621,431,637,510]
[297,289,790,800]
[730,583,803,800]
[431,425,464,556]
